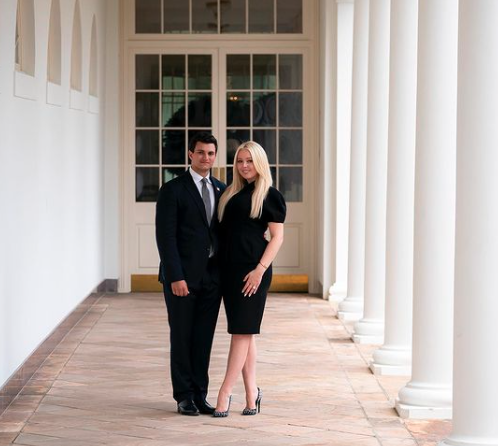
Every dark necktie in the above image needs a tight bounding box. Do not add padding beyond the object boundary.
[201,178,212,225]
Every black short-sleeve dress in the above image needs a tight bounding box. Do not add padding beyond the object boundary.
[219,182,286,334]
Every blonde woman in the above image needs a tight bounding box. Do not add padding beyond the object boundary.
[213,141,286,417]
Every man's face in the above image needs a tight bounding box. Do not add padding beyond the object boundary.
[189,142,217,176]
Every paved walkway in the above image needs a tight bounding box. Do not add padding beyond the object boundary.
[0,294,451,445]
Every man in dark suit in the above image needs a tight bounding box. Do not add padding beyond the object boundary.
[156,132,226,416]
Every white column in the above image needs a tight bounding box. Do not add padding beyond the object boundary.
[396,0,458,419]
[337,0,369,321]
[329,0,354,303]
[370,0,417,375]
[351,0,390,344]
[440,1,498,444]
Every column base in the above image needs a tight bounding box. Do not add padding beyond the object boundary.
[352,318,384,344]
[338,296,364,319]
[370,346,412,376]
[395,399,452,419]
[370,363,411,376]
[438,436,498,446]
[338,311,362,322]
[352,333,384,344]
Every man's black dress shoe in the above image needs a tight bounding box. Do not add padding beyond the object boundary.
[193,397,216,415]
[177,399,199,416]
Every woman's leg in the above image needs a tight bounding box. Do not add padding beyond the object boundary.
[215,334,252,411]
[242,336,258,408]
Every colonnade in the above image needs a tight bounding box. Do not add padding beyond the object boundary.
[330,0,498,444]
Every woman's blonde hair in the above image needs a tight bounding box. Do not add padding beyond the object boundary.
[218,141,272,221]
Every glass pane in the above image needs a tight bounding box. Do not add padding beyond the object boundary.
[253,129,276,164]
[188,55,211,90]
[253,55,276,89]
[227,167,233,185]
[253,92,276,127]
[162,93,186,127]
[136,55,159,89]
[270,166,277,184]
[163,167,186,183]
[136,0,161,33]
[277,0,303,33]
[279,130,302,164]
[249,0,274,33]
[279,92,302,127]
[221,0,246,33]
[136,167,159,202]
[227,92,250,127]
[192,0,218,33]
[136,92,159,127]
[162,55,185,90]
[136,130,159,164]
[164,0,189,33]
[279,167,302,202]
[188,129,212,148]
[227,55,250,89]
[188,94,212,127]
[162,130,185,164]
[227,129,250,164]
[279,54,303,90]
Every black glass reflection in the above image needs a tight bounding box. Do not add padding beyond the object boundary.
[227,92,250,127]
[136,167,159,202]
[227,167,234,185]
[253,93,276,127]
[136,92,159,127]
[277,0,303,33]
[227,55,250,89]
[227,129,250,164]
[164,0,189,33]
[253,55,276,89]
[270,166,277,184]
[136,130,159,165]
[192,0,217,33]
[188,94,212,127]
[163,167,186,183]
[249,0,274,33]
[279,130,302,164]
[136,0,161,33]
[162,93,186,127]
[188,55,211,90]
[162,130,185,164]
[162,55,185,90]
[279,167,302,202]
[221,0,246,33]
[279,54,303,90]
[136,55,159,89]
[279,92,302,127]
[253,129,276,164]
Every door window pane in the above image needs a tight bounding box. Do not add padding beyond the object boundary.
[277,0,303,33]
[227,129,250,164]
[279,92,302,127]
[249,0,274,33]
[253,55,276,89]
[227,55,250,89]
[279,167,302,202]
[192,0,217,33]
[136,167,160,201]
[136,130,160,164]
[162,130,185,164]
[188,94,212,127]
[279,130,302,164]
[136,93,159,127]
[136,55,159,90]
[279,55,303,90]
[162,93,186,127]
[188,55,211,90]
[253,92,276,127]
[164,0,189,33]
[163,167,186,183]
[162,55,185,90]
[136,0,161,33]
[221,0,246,33]
[253,129,276,164]
[227,92,250,126]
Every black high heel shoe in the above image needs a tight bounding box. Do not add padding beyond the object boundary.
[213,395,232,418]
[242,388,262,415]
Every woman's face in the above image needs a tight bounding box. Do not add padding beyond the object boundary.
[236,149,258,183]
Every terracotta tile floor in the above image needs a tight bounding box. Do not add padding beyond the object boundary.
[0,294,452,445]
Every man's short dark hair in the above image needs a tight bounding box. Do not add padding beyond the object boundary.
[188,132,218,153]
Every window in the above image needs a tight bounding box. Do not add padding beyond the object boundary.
[71,0,82,91]
[15,0,35,76]
[89,16,98,97]
[47,0,61,84]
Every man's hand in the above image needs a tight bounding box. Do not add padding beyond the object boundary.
[171,280,189,296]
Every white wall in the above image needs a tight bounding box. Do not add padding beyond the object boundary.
[0,0,118,388]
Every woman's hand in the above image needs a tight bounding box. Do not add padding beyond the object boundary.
[242,265,266,297]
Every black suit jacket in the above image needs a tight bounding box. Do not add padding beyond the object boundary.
[155,171,226,289]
